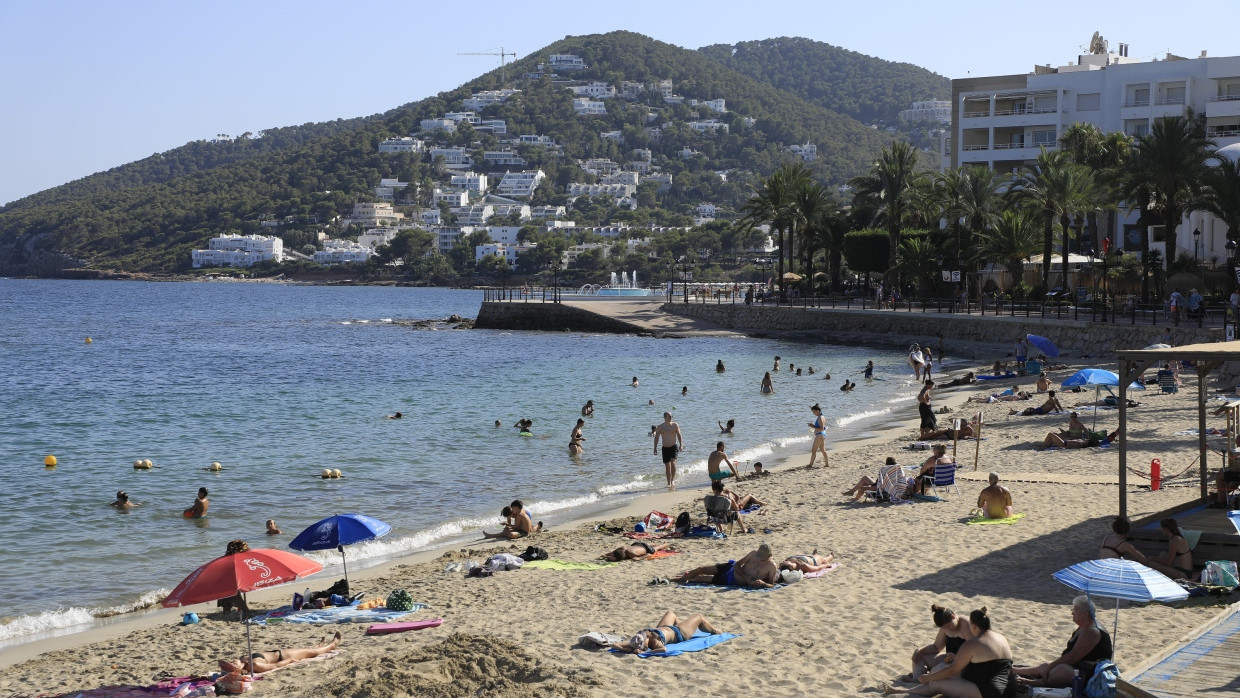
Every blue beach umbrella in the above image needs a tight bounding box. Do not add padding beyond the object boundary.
[1025,334,1059,358]
[289,513,392,588]
[1053,558,1188,652]
[1228,511,1240,534]
[1061,368,1145,391]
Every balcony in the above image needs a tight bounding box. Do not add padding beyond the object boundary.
[1153,97,1185,106]
[1209,95,1240,102]
[1122,100,1150,108]
[963,110,990,118]
[1207,98,1240,119]
[1208,126,1240,138]
[960,144,990,151]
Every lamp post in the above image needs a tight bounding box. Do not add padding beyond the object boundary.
[1193,227,1201,268]
[756,257,771,304]
[676,256,695,303]
[547,259,561,303]
[1100,237,1111,322]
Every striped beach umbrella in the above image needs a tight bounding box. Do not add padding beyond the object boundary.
[1053,558,1188,652]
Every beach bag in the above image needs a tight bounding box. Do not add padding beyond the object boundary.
[386,589,415,611]
[519,545,549,562]
[643,510,673,531]
[1084,659,1119,698]
[215,670,254,694]
[1202,560,1239,587]
[674,511,691,532]
[485,553,525,570]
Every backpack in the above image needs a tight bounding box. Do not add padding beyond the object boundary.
[674,511,691,532]
[1085,659,1119,698]
[519,545,549,561]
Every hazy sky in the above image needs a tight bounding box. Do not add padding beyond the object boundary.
[1,0,1233,205]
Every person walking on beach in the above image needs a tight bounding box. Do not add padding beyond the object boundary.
[185,487,209,518]
[808,404,830,468]
[922,348,933,381]
[1014,337,1028,371]
[918,380,937,433]
[909,344,925,381]
[653,412,684,490]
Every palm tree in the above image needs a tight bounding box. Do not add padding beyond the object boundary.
[1128,114,1215,266]
[849,141,922,275]
[1011,149,1094,291]
[975,209,1042,291]
[1191,156,1240,245]
[789,179,840,297]
[894,236,939,296]
[957,166,1004,298]
[740,163,812,292]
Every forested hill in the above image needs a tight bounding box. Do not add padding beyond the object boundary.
[698,37,950,124]
[0,30,895,275]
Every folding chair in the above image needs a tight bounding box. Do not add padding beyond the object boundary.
[703,494,737,533]
[926,461,961,496]
[1157,370,1178,394]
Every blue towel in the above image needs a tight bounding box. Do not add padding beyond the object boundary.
[739,504,762,514]
[911,493,943,502]
[678,582,785,593]
[247,600,426,625]
[610,630,739,657]
[684,526,727,539]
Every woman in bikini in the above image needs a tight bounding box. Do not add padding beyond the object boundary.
[761,372,775,394]
[885,607,1016,698]
[219,631,342,674]
[1145,517,1194,580]
[778,552,834,573]
[610,611,720,653]
[907,604,976,684]
[602,542,672,562]
[918,380,937,432]
[808,404,829,467]
[568,418,585,455]
[1098,516,1146,562]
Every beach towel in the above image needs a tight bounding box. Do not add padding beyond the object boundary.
[678,582,786,593]
[640,550,682,560]
[49,676,223,698]
[966,513,1026,525]
[739,504,762,514]
[803,563,840,578]
[609,630,739,658]
[246,600,424,625]
[522,559,617,571]
[683,526,727,539]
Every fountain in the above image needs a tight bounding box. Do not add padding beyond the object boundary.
[596,268,652,296]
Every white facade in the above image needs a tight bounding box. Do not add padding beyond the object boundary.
[486,225,522,244]
[953,49,1240,258]
[688,98,726,113]
[696,203,718,218]
[572,81,616,99]
[450,172,489,191]
[314,239,370,265]
[374,178,409,200]
[191,234,284,268]
[562,242,611,266]
[420,118,456,133]
[433,188,470,207]
[573,97,607,116]
[419,209,442,226]
[483,150,526,167]
[378,137,424,153]
[600,171,639,186]
[581,158,620,175]
[451,205,494,226]
[567,182,637,197]
[641,172,673,190]
[548,54,586,70]
[687,119,729,134]
[444,111,480,125]
[343,202,405,228]
[492,203,531,221]
[899,100,952,123]
[600,130,623,142]
[620,81,645,99]
[788,142,817,162]
[461,89,519,111]
[358,227,400,250]
[476,120,507,134]
[530,205,567,219]
[476,242,536,264]
[516,134,555,146]
[495,170,545,198]
[429,147,471,168]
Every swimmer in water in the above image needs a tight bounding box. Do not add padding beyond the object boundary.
[719,418,735,434]
[582,400,594,416]
[864,360,874,380]
[266,519,281,535]
[773,356,780,372]
[840,379,855,392]
[808,366,815,375]
[495,420,502,427]
[632,376,639,387]
[716,359,725,373]
[187,487,209,518]
[761,372,775,394]
[110,491,137,509]
[796,368,802,376]
[385,412,403,419]
[682,386,688,396]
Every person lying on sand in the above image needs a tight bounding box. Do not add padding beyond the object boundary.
[968,390,1031,403]
[610,611,719,653]
[602,542,672,562]
[942,372,976,387]
[482,500,542,539]
[1010,391,1063,415]
[673,543,780,589]
[921,420,975,441]
[219,631,341,674]
[1042,429,1118,449]
[778,552,834,573]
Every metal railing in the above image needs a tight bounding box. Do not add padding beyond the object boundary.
[1209,95,1240,102]
[481,286,561,303]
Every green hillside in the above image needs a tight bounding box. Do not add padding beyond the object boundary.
[698,37,950,124]
[0,31,899,276]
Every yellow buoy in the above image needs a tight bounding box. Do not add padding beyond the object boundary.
[332,469,343,478]
[321,469,332,479]
[85,337,92,344]
[44,455,57,467]
[209,462,222,471]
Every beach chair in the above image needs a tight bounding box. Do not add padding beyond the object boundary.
[866,465,910,504]
[1024,360,1042,375]
[703,494,737,534]
[1157,370,1178,394]
[925,461,961,497]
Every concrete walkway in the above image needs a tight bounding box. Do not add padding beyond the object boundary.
[559,298,737,337]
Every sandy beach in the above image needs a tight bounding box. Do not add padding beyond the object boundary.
[3,358,1233,697]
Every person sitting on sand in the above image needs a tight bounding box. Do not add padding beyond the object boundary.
[752,462,766,476]
[610,611,720,653]
[217,540,252,618]
[977,473,1013,519]
[921,419,976,441]
[582,400,594,416]
[1099,516,1147,563]
[992,360,1009,376]
[1035,373,1051,393]
[110,490,137,509]
[1013,597,1112,688]
[778,552,834,573]
[265,519,281,535]
[483,500,543,539]
[884,606,1015,697]
[673,543,780,589]
[219,631,342,674]
[716,479,765,511]
[1144,517,1194,580]
[708,442,740,482]
[915,444,954,494]
[603,541,673,562]
[1010,391,1063,416]
[906,604,976,685]
[718,418,735,434]
[843,457,909,502]
[384,412,403,419]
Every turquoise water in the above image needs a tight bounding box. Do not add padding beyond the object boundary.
[0,279,916,643]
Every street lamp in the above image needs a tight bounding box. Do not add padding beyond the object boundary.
[1193,228,1202,267]
[1100,237,1111,322]
[676,256,696,303]
[546,259,561,303]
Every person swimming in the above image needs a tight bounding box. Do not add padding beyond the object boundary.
[110,491,137,509]
[719,419,735,434]
[384,412,403,419]
[864,361,874,379]
[716,360,725,373]
[265,519,281,535]
[840,379,855,392]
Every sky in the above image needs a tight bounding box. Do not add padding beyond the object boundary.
[1,0,1234,205]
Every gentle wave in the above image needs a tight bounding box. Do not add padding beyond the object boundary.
[0,588,169,642]
[836,407,893,428]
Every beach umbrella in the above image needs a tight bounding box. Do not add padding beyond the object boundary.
[1052,558,1188,653]
[1228,510,1240,534]
[289,513,392,589]
[1025,334,1060,358]
[1062,368,1145,429]
[781,272,803,282]
[1143,343,1172,350]
[163,548,323,676]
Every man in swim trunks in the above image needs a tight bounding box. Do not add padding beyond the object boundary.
[977,473,1013,519]
[673,543,779,588]
[653,412,684,490]
[1015,338,1028,370]
[482,500,542,539]
[187,487,209,518]
[707,441,739,482]
[1011,390,1063,416]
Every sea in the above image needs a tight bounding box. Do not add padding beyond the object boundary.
[0,278,924,647]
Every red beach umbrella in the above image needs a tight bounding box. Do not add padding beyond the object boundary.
[163,548,323,676]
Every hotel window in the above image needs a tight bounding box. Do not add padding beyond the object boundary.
[1032,130,1057,146]
[1164,86,1185,104]
[1076,93,1100,111]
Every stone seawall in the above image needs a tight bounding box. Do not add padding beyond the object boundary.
[475,301,646,334]
[662,303,1222,356]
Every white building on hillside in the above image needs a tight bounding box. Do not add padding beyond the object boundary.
[420,118,456,133]
[687,119,729,134]
[495,170,545,198]
[563,242,611,266]
[483,150,526,167]
[516,134,556,146]
[450,172,489,191]
[600,171,639,186]
[788,142,817,162]
[492,203,531,220]
[952,42,1240,259]
[486,226,522,244]
[191,234,284,268]
[374,178,409,200]
[548,54,586,70]
[900,100,952,123]
[530,205,567,219]
[451,205,494,226]
[688,98,726,114]
[343,202,405,228]
[476,120,507,134]
[378,137,424,153]
[419,209,442,226]
[433,188,470,207]
[429,147,471,168]
[567,182,637,198]
[444,111,480,125]
[476,242,536,265]
[581,158,620,175]
[572,82,616,99]
[461,89,519,111]
[573,97,607,116]
[314,239,370,265]
[358,227,400,250]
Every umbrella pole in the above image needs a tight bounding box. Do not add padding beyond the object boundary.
[974,418,983,471]
[1113,598,1120,655]
[1093,386,1100,431]
[340,546,349,591]
[244,592,254,679]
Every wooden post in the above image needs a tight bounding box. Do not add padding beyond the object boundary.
[1118,359,1129,520]
[952,418,960,461]
[973,413,983,471]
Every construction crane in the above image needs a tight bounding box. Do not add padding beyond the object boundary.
[458,47,518,85]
